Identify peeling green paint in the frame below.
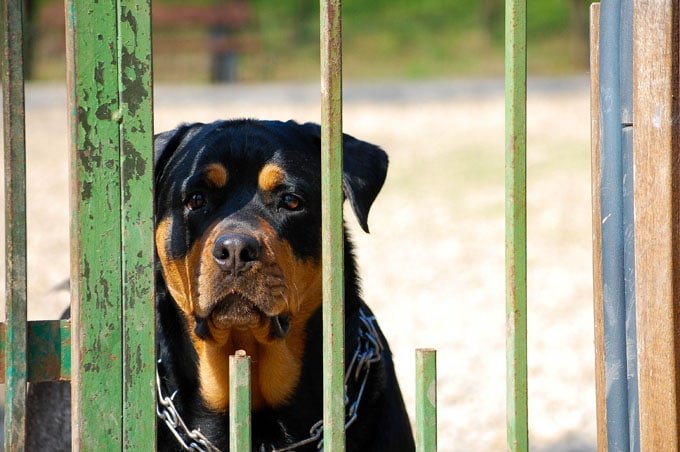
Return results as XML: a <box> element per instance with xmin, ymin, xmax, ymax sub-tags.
<box><xmin>117</xmin><ymin>0</ymin><xmax>155</xmax><ymax>448</ymax></box>
<box><xmin>2</xmin><ymin>3</ymin><xmax>28</xmax><ymax>448</ymax></box>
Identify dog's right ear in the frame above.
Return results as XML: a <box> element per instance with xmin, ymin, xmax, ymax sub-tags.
<box><xmin>154</xmin><ymin>123</ymin><xmax>201</xmax><ymax>178</ymax></box>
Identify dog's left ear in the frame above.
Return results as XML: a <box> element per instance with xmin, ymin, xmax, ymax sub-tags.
<box><xmin>298</xmin><ymin>122</ymin><xmax>388</xmax><ymax>233</ymax></box>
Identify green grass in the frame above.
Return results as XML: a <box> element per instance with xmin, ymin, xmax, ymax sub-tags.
<box><xmin>29</xmin><ymin>0</ymin><xmax>591</xmax><ymax>82</ymax></box>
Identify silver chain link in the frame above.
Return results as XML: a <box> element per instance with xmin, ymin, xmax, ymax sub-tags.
<box><xmin>157</xmin><ymin>308</ymin><xmax>383</xmax><ymax>452</ymax></box>
<box><xmin>272</xmin><ymin>308</ymin><xmax>383</xmax><ymax>452</ymax></box>
<box><xmin>156</xmin><ymin>363</ymin><xmax>222</xmax><ymax>452</ymax></box>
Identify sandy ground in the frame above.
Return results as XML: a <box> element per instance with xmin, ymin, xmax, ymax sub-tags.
<box><xmin>0</xmin><ymin>79</ymin><xmax>595</xmax><ymax>451</ymax></box>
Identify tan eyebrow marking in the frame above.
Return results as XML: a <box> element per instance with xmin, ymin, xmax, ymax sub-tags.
<box><xmin>204</xmin><ymin>163</ymin><xmax>228</xmax><ymax>188</ymax></box>
<box><xmin>258</xmin><ymin>164</ymin><xmax>286</xmax><ymax>192</ymax></box>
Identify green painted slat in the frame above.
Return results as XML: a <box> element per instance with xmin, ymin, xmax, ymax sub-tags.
<box><xmin>2</xmin><ymin>0</ymin><xmax>28</xmax><ymax>448</ymax></box>
<box><xmin>320</xmin><ymin>0</ymin><xmax>345</xmax><ymax>450</ymax></box>
<box><xmin>505</xmin><ymin>0</ymin><xmax>528</xmax><ymax>450</ymax></box>
<box><xmin>416</xmin><ymin>349</ymin><xmax>437</xmax><ymax>452</ymax></box>
<box><xmin>0</xmin><ymin>320</ymin><xmax>71</xmax><ymax>383</ymax></box>
<box><xmin>67</xmin><ymin>0</ymin><xmax>124</xmax><ymax>447</ymax></box>
<box><xmin>230</xmin><ymin>351</ymin><xmax>252</xmax><ymax>451</ymax></box>
<box><xmin>117</xmin><ymin>0</ymin><xmax>156</xmax><ymax>449</ymax></box>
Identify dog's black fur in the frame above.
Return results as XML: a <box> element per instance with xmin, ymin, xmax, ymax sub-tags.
<box><xmin>26</xmin><ymin>119</ymin><xmax>414</xmax><ymax>451</ymax></box>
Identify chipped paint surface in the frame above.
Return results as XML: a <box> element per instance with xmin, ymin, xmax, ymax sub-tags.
<box><xmin>67</xmin><ymin>0</ymin><xmax>154</xmax><ymax>448</ymax></box>
<box><xmin>2</xmin><ymin>0</ymin><xmax>28</xmax><ymax>449</ymax></box>
<box><xmin>118</xmin><ymin>1</ymin><xmax>155</xmax><ymax>448</ymax></box>
<box><xmin>0</xmin><ymin>321</ymin><xmax>71</xmax><ymax>383</ymax></box>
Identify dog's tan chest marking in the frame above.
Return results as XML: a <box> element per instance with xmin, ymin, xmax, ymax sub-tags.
<box><xmin>157</xmin><ymin>201</ymin><xmax>323</xmax><ymax>412</ymax></box>
<box><xmin>195</xmin><ymin>225</ymin><xmax>322</xmax><ymax>412</ymax></box>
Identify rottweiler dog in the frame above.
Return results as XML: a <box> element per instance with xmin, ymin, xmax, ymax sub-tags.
<box><xmin>153</xmin><ymin>119</ymin><xmax>413</xmax><ymax>451</ymax></box>
<box><xmin>26</xmin><ymin>119</ymin><xmax>414</xmax><ymax>451</ymax></box>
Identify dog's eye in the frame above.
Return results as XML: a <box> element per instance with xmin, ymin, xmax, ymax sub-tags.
<box><xmin>185</xmin><ymin>193</ymin><xmax>207</xmax><ymax>211</ymax></box>
<box><xmin>280</xmin><ymin>193</ymin><xmax>303</xmax><ymax>211</ymax></box>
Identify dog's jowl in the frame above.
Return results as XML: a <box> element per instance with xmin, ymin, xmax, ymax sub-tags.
<box><xmin>27</xmin><ymin>119</ymin><xmax>415</xmax><ymax>452</ymax></box>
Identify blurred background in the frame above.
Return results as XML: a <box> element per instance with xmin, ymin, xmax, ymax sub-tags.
<box><xmin>1</xmin><ymin>0</ymin><xmax>595</xmax><ymax>450</ymax></box>
<box><xmin>25</xmin><ymin>0</ymin><xmax>591</xmax><ymax>82</ymax></box>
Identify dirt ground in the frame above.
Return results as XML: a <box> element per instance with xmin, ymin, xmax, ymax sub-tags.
<box><xmin>0</xmin><ymin>79</ymin><xmax>595</xmax><ymax>451</ymax></box>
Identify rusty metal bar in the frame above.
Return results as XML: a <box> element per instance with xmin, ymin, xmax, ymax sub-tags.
<box><xmin>2</xmin><ymin>0</ymin><xmax>28</xmax><ymax>448</ymax></box>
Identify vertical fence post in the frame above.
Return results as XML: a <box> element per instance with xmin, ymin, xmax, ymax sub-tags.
<box><xmin>230</xmin><ymin>350</ymin><xmax>252</xmax><ymax>451</ymax></box>
<box><xmin>67</xmin><ymin>0</ymin><xmax>155</xmax><ymax>448</ymax></box>
<box><xmin>416</xmin><ymin>349</ymin><xmax>437</xmax><ymax>452</ymax></box>
<box><xmin>589</xmin><ymin>4</ymin><xmax>609</xmax><ymax>451</ymax></box>
<box><xmin>505</xmin><ymin>0</ymin><xmax>528</xmax><ymax>450</ymax></box>
<box><xmin>320</xmin><ymin>0</ymin><xmax>345</xmax><ymax>450</ymax></box>
<box><xmin>2</xmin><ymin>0</ymin><xmax>28</xmax><ymax>449</ymax></box>
<box><xmin>118</xmin><ymin>0</ymin><xmax>156</xmax><ymax>448</ymax></box>
<box><xmin>599</xmin><ymin>0</ymin><xmax>633</xmax><ymax>449</ymax></box>
<box><xmin>633</xmin><ymin>0</ymin><xmax>680</xmax><ymax>449</ymax></box>
<box><xmin>67</xmin><ymin>0</ymin><xmax>124</xmax><ymax>446</ymax></box>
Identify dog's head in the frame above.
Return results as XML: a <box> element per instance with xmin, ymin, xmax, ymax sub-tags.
<box><xmin>154</xmin><ymin>119</ymin><xmax>388</xmax><ymax>343</ymax></box>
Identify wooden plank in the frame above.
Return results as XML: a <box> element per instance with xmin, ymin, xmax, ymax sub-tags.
<box><xmin>416</xmin><ymin>349</ymin><xmax>437</xmax><ymax>452</ymax></box>
<box><xmin>2</xmin><ymin>0</ymin><xmax>28</xmax><ymax>449</ymax></box>
<box><xmin>66</xmin><ymin>0</ymin><xmax>124</xmax><ymax>447</ymax></box>
<box><xmin>230</xmin><ymin>351</ymin><xmax>252</xmax><ymax>451</ymax></box>
<box><xmin>589</xmin><ymin>4</ymin><xmax>607</xmax><ymax>451</ymax></box>
<box><xmin>320</xmin><ymin>0</ymin><xmax>345</xmax><ymax>451</ymax></box>
<box><xmin>117</xmin><ymin>0</ymin><xmax>156</xmax><ymax>449</ymax></box>
<box><xmin>0</xmin><ymin>320</ymin><xmax>71</xmax><ymax>383</ymax></box>
<box><xmin>505</xmin><ymin>0</ymin><xmax>528</xmax><ymax>449</ymax></box>
<box><xmin>633</xmin><ymin>0</ymin><xmax>680</xmax><ymax>449</ymax></box>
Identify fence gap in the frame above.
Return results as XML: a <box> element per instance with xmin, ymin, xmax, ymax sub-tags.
<box><xmin>2</xmin><ymin>0</ymin><xmax>28</xmax><ymax>449</ymax></box>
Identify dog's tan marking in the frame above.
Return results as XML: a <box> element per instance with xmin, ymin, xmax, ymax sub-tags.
<box><xmin>258</xmin><ymin>164</ymin><xmax>285</xmax><ymax>192</ymax></box>
<box><xmin>155</xmin><ymin>216</ymin><xmax>203</xmax><ymax>315</ymax></box>
<box><xmin>193</xmin><ymin>220</ymin><xmax>322</xmax><ymax>411</ymax></box>
<box><xmin>204</xmin><ymin>163</ymin><xmax>228</xmax><ymax>188</ymax></box>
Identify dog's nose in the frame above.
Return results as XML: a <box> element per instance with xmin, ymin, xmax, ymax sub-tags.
<box><xmin>212</xmin><ymin>234</ymin><xmax>261</xmax><ymax>274</ymax></box>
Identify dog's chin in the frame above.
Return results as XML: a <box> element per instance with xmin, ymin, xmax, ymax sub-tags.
<box><xmin>210</xmin><ymin>293</ymin><xmax>264</xmax><ymax>330</ymax></box>
<box><xmin>193</xmin><ymin>293</ymin><xmax>291</xmax><ymax>341</ymax></box>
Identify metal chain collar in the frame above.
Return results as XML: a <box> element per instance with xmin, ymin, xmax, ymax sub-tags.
<box><xmin>157</xmin><ymin>308</ymin><xmax>383</xmax><ymax>452</ymax></box>
<box><xmin>156</xmin><ymin>365</ymin><xmax>222</xmax><ymax>452</ymax></box>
